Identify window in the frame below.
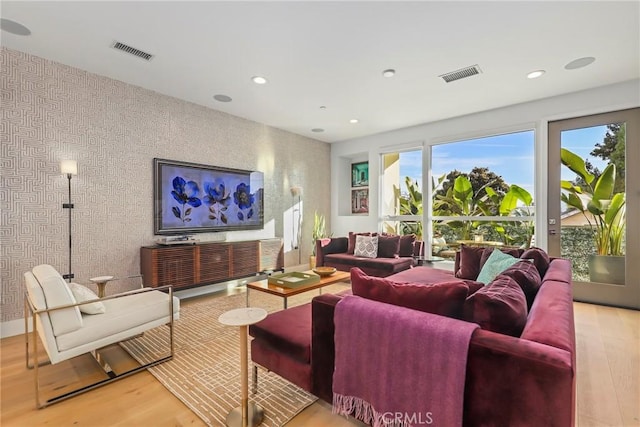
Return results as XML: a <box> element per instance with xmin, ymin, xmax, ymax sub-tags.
<box><xmin>430</xmin><ymin>130</ymin><xmax>535</xmax><ymax>256</ymax></box>
<box><xmin>380</xmin><ymin>149</ymin><xmax>423</xmax><ymax>238</ymax></box>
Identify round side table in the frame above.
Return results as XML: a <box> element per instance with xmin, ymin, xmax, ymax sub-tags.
<box><xmin>89</xmin><ymin>275</ymin><xmax>114</xmax><ymax>298</ymax></box>
<box><xmin>218</xmin><ymin>307</ymin><xmax>268</xmax><ymax>427</ymax></box>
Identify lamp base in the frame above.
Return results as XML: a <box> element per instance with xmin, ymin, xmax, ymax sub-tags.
<box><xmin>62</xmin><ymin>273</ymin><xmax>74</xmax><ymax>279</ymax></box>
<box><xmin>225</xmin><ymin>403</ymin><xmax>264</xmax><ymax>427</ymax></box>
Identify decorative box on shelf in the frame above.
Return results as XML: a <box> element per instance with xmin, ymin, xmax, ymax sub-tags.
<box><xmin>267</xmin><ymin>272</ymin><xmax>320</xmax><ymax>288</ymax></box>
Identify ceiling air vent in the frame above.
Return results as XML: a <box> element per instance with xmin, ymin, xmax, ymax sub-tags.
<box><xmin>439</xmin><ymin>65</ymin><xmax>482</xmax><ymax>83</ymax></box>
<box><xmin>111</xmin><ymin>41</ymin><xmax>154</xmax><ymax>61</ymax></box>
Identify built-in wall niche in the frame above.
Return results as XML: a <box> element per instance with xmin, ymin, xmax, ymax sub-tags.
<box><xmin>337</xmin><ymin>154</ymin><xmax>369</xmax><ymax>216</ymax></box>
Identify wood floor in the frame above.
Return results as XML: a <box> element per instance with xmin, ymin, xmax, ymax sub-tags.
<box><xmin>1</xmin><ymin>300</ymin><xmax>637</xmax><ymax>426</ymax></box>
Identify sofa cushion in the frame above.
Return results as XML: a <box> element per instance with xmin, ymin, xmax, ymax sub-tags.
<box><xmin>463</xmin><ymin>275</ymin><xmax>528</xmax><ymax>337</ymax></box>
<box><xmin>31</xmin><ymin>264</ymin><xmax>83</xmax><ymax>336</ymax></box>
<box><xmin>347</xmin><ymin>232</ymin><xmax>374</xmax><ymax>254</ymax></box>
<box><xmin>479</xmin><ymin>247</ymin><xmax>523</xmax><ymax>269</ymax></box>
<box><xmin>249</xmin><ymin>303</ymin><xmax>311</xmax><ymax>363</ymax></box>
<box><xmin>351</xmin><ymin>267</ymin><xmax>469</xmax><ymax>318</ymax></box>
<box><xmin>377</xmin><ymin>235</ymin><xmax>400</xmax><ymax>258</ymax></box>
<box><xmin>476</xmin><ymin>249</ymin><xmax>521</xmax><ymax>284</ymax></box>
<box><xmin>455</xmin><ymin>245</ymin><xmax>486</xmax><ymax>280</ymax></box>
<box><xmin>324</xmin><ymin>253</ymin><xmax>413</xmax><ymax>275</ymax></box>
<box><xmin>388</xmin><ymin>266</ymin><xmax>456</xmax><ymax>285</ymax></box>
<box><xmin>354</xmin><ymin>235</ymin><xmax>378</xmax><ymax>258</ymax></box>
<box><xmin>500</xmin><ymin>261</ymin><xmax>542</xmax><ymax>308</ymax></box>
<box><xmin>56</xmin><ymin>290</ymin><xmax>180</xmax><ymax>351</ymax></box>
<box><xmin>520</xmin><ymin>247</ymin><xmax>551</xmax><ymax>277</ymax></box>
<box><xmin>398</xmin><ymin>234</ymin><xmax>417</xmax><ymax>257</ymax></box>
<box><xmin>463</xmin><ymin>279</ymin><xmax>485</xmax><ymax>296</ymax></box>
<box><xmin>69</xmin><ymin>283</ymin><xmax>106</xmax><ymax>315</ymax></box>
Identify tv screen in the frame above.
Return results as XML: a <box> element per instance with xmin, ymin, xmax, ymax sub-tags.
<box><xmin>154</xmin><ymin>158</ymin><xmax>264</xmax><ymax>235</ymax></box>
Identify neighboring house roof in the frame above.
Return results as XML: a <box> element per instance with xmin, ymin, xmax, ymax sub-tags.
<box><xmin>561</xmin><ymin>209</ymin><xmax>596</xmax><ymax>227</ymax></box>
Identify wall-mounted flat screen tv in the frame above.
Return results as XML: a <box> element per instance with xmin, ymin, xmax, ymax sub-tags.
<box><xmin>154</xmin><ymin>158</ymin><xmax>264</xmax><ymax>235</ymax></box>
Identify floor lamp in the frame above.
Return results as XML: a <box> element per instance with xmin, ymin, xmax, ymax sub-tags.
<box><xmin>290</xmin><ymin>186</ymin><xmax>303</xmax><ymax>265</ymax></box>
<box><xmin>60</xmin><ymin>160</ymin><xmax>77</xmax><ymax>282</ymax></box>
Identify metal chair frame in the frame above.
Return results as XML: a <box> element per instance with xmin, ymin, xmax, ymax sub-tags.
<box><xmin>24</xmin><ymin>285</ymin><xmax>175</xmax><ymax>408</ymax></box>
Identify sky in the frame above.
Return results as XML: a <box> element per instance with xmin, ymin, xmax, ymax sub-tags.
<box><xmin>559</xmin><ymin>125</ymin><xmax>609</xmax><ymax>181</ymax></box>
<box><xmin>397</xmin><ymin>125</ymin><xmax>610</xmax><ymax>198</ymax></box>
<box><xmin>399</xmin><ymin>130</ymin><xmax>535</xmax><ymax>195</ymax></box>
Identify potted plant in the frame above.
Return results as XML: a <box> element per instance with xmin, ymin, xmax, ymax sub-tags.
<box><xmin>310</xmin><ymin>211</ymin><xmax>329</xmax><ymax>269</ymax></box>
<box><xmin>560</xmin><ymin>148</ymin><xmax>626</xmax><ymax>284</ymax></box>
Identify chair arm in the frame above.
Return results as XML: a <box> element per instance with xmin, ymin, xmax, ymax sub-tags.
<box><xmin>27</xmin><ymin>285</ymin><xmax>174</xmax><ymax>315</ymax></box>
<box><xmin>315</xmin><ymin>237</ymin><xmax>348</xmax><ymax>267</ymax></box>
<box><xmin>311</xmin><ymin>293</ymin><xmax>344</xmax><ymax>402</ymax></box>
<box><xmin>465</xmin><ymin>329</ymin><xmax>574</xmax><ymax>426</ymax></box>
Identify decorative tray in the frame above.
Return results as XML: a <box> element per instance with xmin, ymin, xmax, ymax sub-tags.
<box><xmin>268</xmin><ymin>272</ymin><xmax>321</xmax><ymax>288</ymax></box>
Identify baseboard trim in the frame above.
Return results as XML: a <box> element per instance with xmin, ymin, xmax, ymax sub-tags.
<box><xmin>1</xmin><ymin>318</ymin><xmax>29</xmax><ymax>339</ymax></box>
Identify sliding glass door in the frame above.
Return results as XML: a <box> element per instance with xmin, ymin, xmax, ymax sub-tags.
<box><xmin>548</xmin><ymin>108</ymin><xmax>640</xmax><ymax>309</ymax></box>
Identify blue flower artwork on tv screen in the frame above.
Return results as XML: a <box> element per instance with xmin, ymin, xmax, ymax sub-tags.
<box><xmin>154</xmin><ymin>159</ymin><xmax>264</xmax><ymax>234</ymax></box>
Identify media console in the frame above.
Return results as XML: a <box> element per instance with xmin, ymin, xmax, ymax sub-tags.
<box><xmin>140</xmin><ymin>238</ymin><xmax>284</xmax><ymax>289</ymax></box>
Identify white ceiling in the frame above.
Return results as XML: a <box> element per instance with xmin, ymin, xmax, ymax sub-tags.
<box><xmin>2</xmin><ymin>1</ymin><xmax>639</xmax><ymax>143</ymax></box>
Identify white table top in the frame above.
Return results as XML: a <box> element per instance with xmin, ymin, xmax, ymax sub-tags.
<box><xmin>89</xmin><ymin>275</ymin><xmax>114</xmax><ymax>283</ymax></box>
<box><xmin>218</xmin><ymin>307</ymin><xmax>268</xmax><ymax>326</ymax></box>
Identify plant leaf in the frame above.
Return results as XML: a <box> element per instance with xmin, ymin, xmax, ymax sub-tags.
<box><xmin>592</xmin><ymin>164</ymin><xmax>616</xmax><ymax>202</ymax></box>
<box><xmin>172</xmin><ymin>207</ymin><xmax>181</xmax><ymax>218</ymax></box>
<box><xmin>561</xmin><ymin>148</ymin><xmax>595</xmax><ymax>185</ymax></box>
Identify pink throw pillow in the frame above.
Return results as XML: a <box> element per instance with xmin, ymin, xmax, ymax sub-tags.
<box><xmin>520</xmin><ymin>247</ymin><xmax>551</xmax><ymax>277</ymax></box>
<box><xmin>350</xmin><ymin>267</ymin><xmax>470</xmax><ymax>318</ymax></box>
<box><xmin>377</xmin><ymin>235</ymin><xmax>401</xmax><ymax>258</ymax></box>
<box><xmin>463</xmin><ymin>275</ymin><xmax>528</xmax><ymax>337</ymax></box>
<box><xmin>398</xmin><ymin>234</ymin><xmax>417</xmax><ymax>257</ymax></box>
<box><xmin>455</xmin><ymin>245</ymin><xmax>486</xmax><ymax>280</ymax></box>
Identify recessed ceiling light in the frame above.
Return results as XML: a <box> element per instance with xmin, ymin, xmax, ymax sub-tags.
<box><xmin>251</xmin><ymin>76</ymin><xmax>268</xmax><ymax>85</ymax></box>
<box><xmin>565</xmin><ymin>57</ymin><xmax>596</xmax><ymax>70</ymax></box>
<box><xmin>527</xmin><ymin>70</ymin><xmax>545</xmax><ymax>79</ymax></box>
<box><xmin>213</xmin><ymin>94</ymin><xmax>232</xmax><ymax>102</ymax></box>
<box><xmin>382</xmin><ymin>69</ymin><xmax>396</xmax><ymax>78</ymax></box>
<box><xmin>311</xmin><ymin>128</ymin><xmax>324</xmax><ymax>133</ymax></box>
<box><xmin>0</xmin><ymin>18</ymin><xmax>31</xmax><ymax>36</ymax></box>
<box><xmin>350</xmin><ymin>119</ymin><xmax>359</xmax><ymax>124</ymax></box>
<box><xmin>319</xmin><ymin>106</ymin><xmax>327</xmax><ymax>110</ymax></box>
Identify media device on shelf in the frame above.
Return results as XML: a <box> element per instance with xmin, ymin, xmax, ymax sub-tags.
<box><xmin>155</xmin><ymin>235</ymin><xmax>200</xmax><ymax>245</ymax></box>
<box><xmin>154</xmin><ymin>158</ymin><xmax>264</xmax><ymax>235</ymax></box>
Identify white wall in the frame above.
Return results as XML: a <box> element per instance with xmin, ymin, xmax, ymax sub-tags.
<box><xmin>330</xmin><ymin>79</ymin><xmax>640</xmax><ymax>247</ymax></box>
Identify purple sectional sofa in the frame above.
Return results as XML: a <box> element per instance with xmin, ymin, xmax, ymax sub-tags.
<box><xmin>250</xmin><ymin>247</ymin><xmax>576</xmax><ymax>426</ymax></box>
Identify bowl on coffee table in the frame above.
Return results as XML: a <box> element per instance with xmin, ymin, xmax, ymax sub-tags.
<box><xmin>312</xmin><ymin>266</ymin><xmax>337</xmax><ymax>277</ymax></box>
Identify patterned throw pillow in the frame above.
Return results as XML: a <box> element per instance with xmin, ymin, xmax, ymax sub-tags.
<box><xmin>354</xmin><ymin>235</ymin><xmax>378</xmax><ymax>258</ymax></box>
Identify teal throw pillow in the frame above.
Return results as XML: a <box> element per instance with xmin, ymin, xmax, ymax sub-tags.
<box><xmin>476</xmin><ymin>249</ymin><xmax>521</xmax><ymax>285</ymax></box>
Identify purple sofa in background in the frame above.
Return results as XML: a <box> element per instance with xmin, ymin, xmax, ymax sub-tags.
<box><xmin>315</xmin><ymin>233</ymin><xmax>423</xmax><ymax>277</ymax></box>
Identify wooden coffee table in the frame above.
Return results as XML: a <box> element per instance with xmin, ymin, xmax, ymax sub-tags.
<box><xmin>246</xmin><ymin>270</ymin><xmax>350</xmax><ymax>309</ymax></box>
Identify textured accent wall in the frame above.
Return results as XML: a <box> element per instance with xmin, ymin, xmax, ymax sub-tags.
<box><xmin>1</xmin><ymin>48</ymin><xmax>330</xmax><ymax>323</ymax></box>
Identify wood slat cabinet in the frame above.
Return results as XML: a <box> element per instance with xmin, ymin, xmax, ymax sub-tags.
<box><xmin>140</xmin><ymin>239</ymin><xmax>283</xmax><ymax>289</ymax></box>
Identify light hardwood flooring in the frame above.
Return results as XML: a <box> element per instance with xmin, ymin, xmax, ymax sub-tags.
<box><xmin>1</xmin><ymin>299</ymin><xmax>637</xmax><ymax>426</ymax></box>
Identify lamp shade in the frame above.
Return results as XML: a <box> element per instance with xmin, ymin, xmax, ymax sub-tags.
<box><xmin>290</xmin><ymin>186</ymin><xmax>303</xmax><ymax>197</ymax></box>
<box><xmin>60</xmin><ymin>160</ymin><xmax>78</xmax><ymax>175</ymax></box>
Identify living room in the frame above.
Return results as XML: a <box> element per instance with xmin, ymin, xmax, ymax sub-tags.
<box><xmin>2</xmin><ymin>2</ymin><xmax>639</xmax><ymax>426</ymax></box>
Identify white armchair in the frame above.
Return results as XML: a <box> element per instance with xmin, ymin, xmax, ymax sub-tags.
<box><xmin>24</xmin><ymin>264</ymin><xmax>179</xmax><ymax>408</ymax></box>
